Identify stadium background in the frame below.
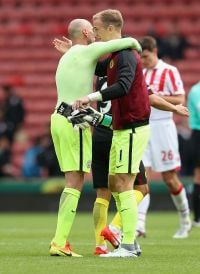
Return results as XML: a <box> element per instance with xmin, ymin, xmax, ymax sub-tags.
<box><xmin>0</xmin><ymin>0</ymin><xmax>199</xmax><ymax>211</ymax></box>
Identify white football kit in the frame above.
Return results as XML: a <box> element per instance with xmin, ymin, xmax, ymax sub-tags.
<box><xmin>142</xmin><ymin>60</ymin><xmax>185</xmax><ymax>172</ymax></box>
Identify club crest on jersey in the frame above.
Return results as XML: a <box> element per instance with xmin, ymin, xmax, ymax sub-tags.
<box><xmin>109</xmin><ymin>60</ymin><xmax>114</xmax><ymax>69</ymax></box>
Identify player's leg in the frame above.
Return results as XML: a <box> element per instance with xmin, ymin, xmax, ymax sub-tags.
<box><xmin>162</xmin><ymin>170</ymin><xmax>191</xmax><ymax>238</ymax></box>
<box><xmin>134</xmin><ymin>162</ymin><xmax>150</xmax><ymax>237</ymax></box>
<box><xmin>191</xmin><ymin>130</ymin><xmax>200</xmax><ymax>226</ymax></box>
<box><xmin>152</xmin><ymin>120</ymin><xmax>191</xmax><ymax>238</ymax></box>
<box><xmin>93</xmin><ymin>189</ymin><xmax>111</xmax><ymax>254</ymax></box>
<box><xmin>103</xmin><ymin>161</ymin><xmax>149</xmax><ymax>245</ymax></box>
<box><xmin>101</xmin><ymin>125</ymin><xmax>150</xmax><ymax>257</ymax></box>
<box><xmin>50</xmin><ymin>171</ymin><xmax>84</xmax><ymax>257</ymax></box>
<box><xmin>92</xmin><ymin>138</ymin><xmax>112</xmax><ymax>254</ymax></box>
<box><xmin>193</xmin><ymin>167</ymin><xmax>200</xmax><ymax>226</ymax></box>
<box><xmin>102</xmin><ymin>176</ymin><xmax>145</xmax><ymax>256</ymax></box>
<box><xmin>106</xmin><ymin>186</ymin><xmax>144</xmax><ymax>239</ymax></box>
<box><xmin>108</xmin><ymin>190</ymin><xmax>145</xmax><ymax>234</ymax></box>
<box><xmin>109</xmin><ymin>174</ymin><xmax>138</xmax><ymax>255</ymax></box>
<box><xmin>50</xmin><ymin>114</ymin><xmax>91</xmax><ymax>256</ymax></box>
<box><xmin>101</xmin><ymin>161</ymin><xmax>149</xmax><ymax>255</ymax></box>
<box><xmin>136</xmin><ymin>140</ymin><xmax>152</xmax><ymax>237</ymax></box>
<box><xmin>136</xmin><ymin>193</ymin><xmax>150</xmax><ymax>237</ymax></box>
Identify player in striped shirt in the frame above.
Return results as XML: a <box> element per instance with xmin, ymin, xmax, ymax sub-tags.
<box><xmin>137</xmin><ymin>36</ymin><xmax>191</xmax><ymax>239</ymax></box>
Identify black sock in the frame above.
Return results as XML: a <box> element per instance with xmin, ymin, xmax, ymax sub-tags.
<box><xmin>193</xmin><ymin>184</ymin><xmax>200</xmax><ymax>222</ymax></box>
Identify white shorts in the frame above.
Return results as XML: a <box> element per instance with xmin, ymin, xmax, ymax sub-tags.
<box><xmin>142</xmin><ymin>119</ymin><xmax>181</xmax><ymax>172</ymax></box>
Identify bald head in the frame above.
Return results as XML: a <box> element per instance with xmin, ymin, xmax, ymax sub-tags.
<box><xmin>68</xmin><ymin>19</ymin><xmax>92</xmax><ymax>39</ymax></box>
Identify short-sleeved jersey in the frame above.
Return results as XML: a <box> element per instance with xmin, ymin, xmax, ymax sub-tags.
<box><xmin>143</xmin><ymin>59</ymin><xmax>185</xmax><ymax>121</ymax></box>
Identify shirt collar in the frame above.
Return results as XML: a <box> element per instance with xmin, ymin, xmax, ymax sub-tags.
<box><xmin>154</xmin><ymin>59</ymin><xmax>163</xmax><ymax>70</ymax></box>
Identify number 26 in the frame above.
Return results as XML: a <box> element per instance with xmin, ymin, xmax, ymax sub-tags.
<box><xmin>161</xmin><ymin>150</ymin><xmax>173</xmax><ymax>161</ymax></box>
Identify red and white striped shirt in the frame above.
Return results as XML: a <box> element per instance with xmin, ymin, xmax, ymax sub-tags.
<box><xmin>144</xmin><ymin>60</ymin><xmax>185</xmax><ymax>121</ymax></box>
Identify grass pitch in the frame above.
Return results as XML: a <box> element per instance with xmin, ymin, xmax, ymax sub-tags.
<box><xmin>0</xmin><ymin>212</ymin><xmax>199</xmax><ymax>274</ymax></box>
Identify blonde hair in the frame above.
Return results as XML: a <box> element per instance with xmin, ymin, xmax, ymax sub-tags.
<box><xmin>93</xmin><ymin>9</ymin><xmax>123</xmax><ymax>29</ymax></box>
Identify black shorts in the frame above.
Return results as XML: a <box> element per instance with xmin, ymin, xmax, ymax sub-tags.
<box><xmin>92</xmin><ymin>139</ymin><xmax>111</xmax><ymax>189</ymax></box>
<box><xmin>191</xmin><ymin>130</ymin><xmax>200</xmax><ymax>167</ymax></box>
<box><xmin>92</xmin><ymin>137</ymin><xmax>147</xmax><ymax>189</ymax></box>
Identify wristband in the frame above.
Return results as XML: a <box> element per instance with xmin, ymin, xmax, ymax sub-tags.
<box><xmin>87</xmin><ymin>91</ymin><xmax>103</xmax><ymax>102</ymax></box>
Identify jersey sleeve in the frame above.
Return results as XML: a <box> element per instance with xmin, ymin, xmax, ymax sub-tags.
<box><xmin>166</xmin><ymin>67</ymin><xmax>185</xmax><ymax>95</ymax></box>
<box><xmin>86</xmin><ymin>37</ymin><xmax>140</xmax><ymax>60</ymax></box>
<box><xmin>100</xmin><ymin>49</ymin><xmax>137</xmax><ymax>101</ymax></box>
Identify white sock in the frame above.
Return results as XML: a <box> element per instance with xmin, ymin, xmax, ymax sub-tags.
<box><xmin>171</xmin><ymin>186</ymin><xmax>190</xmax><ymax>220</ymax></box>
<box><xmin>137</xmin><ymin>193</ymin><xmax>150</xmax><ymax>232</ymax></box>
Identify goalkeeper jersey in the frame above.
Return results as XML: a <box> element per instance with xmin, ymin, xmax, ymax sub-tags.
<box><xmin>55</xmin><ymin>38</ymin><xmax>139</xmax><ymax>108</ymax></box>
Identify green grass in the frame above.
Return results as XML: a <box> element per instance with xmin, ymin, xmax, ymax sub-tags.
<box><xmin>0</xmin><ymin>212</ymin><xmax>200</xmax><ymax>274</ymax></box>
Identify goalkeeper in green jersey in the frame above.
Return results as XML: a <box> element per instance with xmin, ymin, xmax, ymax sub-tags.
<box><xmin>49</xmin><ymin>18</ymin><xmax>142</xmax><ymax>257</ymax></box>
